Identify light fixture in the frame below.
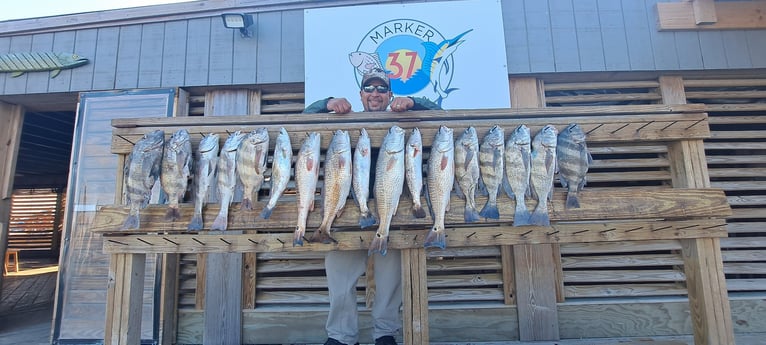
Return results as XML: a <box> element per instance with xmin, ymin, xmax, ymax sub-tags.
<box><xmin>221</xmin><ymin>13</ymin><xmax>254</xmax><ymax>38</ymax></box>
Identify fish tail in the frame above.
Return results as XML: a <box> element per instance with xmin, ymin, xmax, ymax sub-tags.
<box><xmin>122</xmin><ymin>213</ymin><xmax>140</xmax><ymax>230</ymax></box>
<box><xmin>565</xmin><ymin>191</ymin><xmax>580</xmax><ymax>209</ymax></box>
<box><xmin>424</xmin><ymin>229</ymin><xmax>446</xmax><ymax>249</ymax></box>
<box><xmin>310</xmin><ymin>228</ymin><xmax>337</xmax><ymax>244</ymax></box>
<box><xmin>368</xmin><ymin>234</ymin><xmax>388</xmax><ymax>256</ymax></box>
<box><xmin>187</xmin><ymin>214</ymin><xmax>203</xmax><ymax>231</ymax></box>
<box><xmin>528</xmin><ymin>207</ymin><xmax>550</xmax><ymax>227</ymax></box>
<box><xmin>165</xmin><ymin>207</ymin><xmax>181</xmax><ymax>222</ymax></box>
<box><xmin>259</xmin><ymin>205</ymin><xmax>274</xmax><ymax>219</ymax></box>
<box><xmin>359</xmin><ymin>212</ymin><xmax>377</xmax><ymax>228</ymax></box>
<box><xmin>479</xmin><ymin>201</ymin><xmax>500</xmax><ymax>219</ymax></box>
<box><xmin>412</xmin><ymin>204</ymin><xmax>427</xmax><ymax>219</ymax></box>
<box><xmin>293</xmin><ymin>227</ymin><xmax>305</xmax><ymax>247</ymax></box>
<box><xmin>240</xmin><ymin>198</ymin><xmax>252</xmax><ymax>211</ymax></box>
<box><xmin>210</xmin><ymin>214</ymin><xmax>228</xmax><ymax>231</ymax></box>
<box><xmin>464</xmin><ymin>206</ymin><xmax>480</xmax><ymax>223</ymax></box>
<box><xmin>512</xmin><ymin>198</ymin><xmax>532</xmax><ymax>226</ymax></box>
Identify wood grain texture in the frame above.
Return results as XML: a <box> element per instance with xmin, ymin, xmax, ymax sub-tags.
<box><xmin>203</xmin><ymin>251</ymin><xmax>242</xmax><ymax>345</ymax></box>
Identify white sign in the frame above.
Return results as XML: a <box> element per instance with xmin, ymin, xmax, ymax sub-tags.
<box><xmin>304</xmin><ymin>0</ymin><xmax>510</xmax><ymax>111</ymax></box>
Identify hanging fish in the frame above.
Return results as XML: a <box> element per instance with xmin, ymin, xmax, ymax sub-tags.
<box><xmin>260</xmin><ymin>127</ymin><xmax>293</xmax><ymax>219</ymax></box>
<box><xmin>370</xmin><ymin>126</ymin><xmax>406</xmax><ymax>256</ymax></box>
<box><xmin>405</xmin><ymin>128</ymin><xmax>427</xmax><ymax>218</ymax></box>
<box><xmin>122</xmin><ymin>130</ymin><xmax>165</xmax><ymax>230</ymax></box>
<box><xmin>237</xmin><ymin>128</ymin><xmax>269</xmax><ymax>211</ymax></box>
<box><xmin>352</xmin><ymin>128</ymin><xmax>377</xmax><ymax>228</ymax></box>
<box><xmin>161</xmin><ymin>129</ymin><xmax>193</xmax><ymax>222</ymax></box>
<box><xmin>557</xmin><ymin>123</ymin><xmax>592</xmax><ymax>209</ymax></box>
<box><xmin>294</xmin><ymin>132</ymin><xmax>321</xmax><ymax>246</ymax></box>
<box><xmin>504</xmin><ymin>125</ymin><xmax>533</xmax><ymax>226</ymax></box>
<box><xmin>188</xmin><ymin>133</ymin><xmax>219</xmax><ymax>231</ymax></box>
<box><xmin>0</xmin><ymin>52</ymin><xmax>88</xmax><ymax>78</ymax></box>
<box><xmin>478</xmin><ymin>125</ymin><xmax>505</xmax><ymax>219</ymax></box>
<box><xmin>313</xmin><ymin>130</ymin><xmax>352</xmax><ymax>243</ymax></box>
<box><xmin>454</xmin><ymin>126</ymin><xmax>481</xmax><ymax>223</ymax></box>
<box><xmin>529</xmin><ymin>125</ymin><xmax>558</xmax><ymax>226</ymax></box>
<box><xmin>424</xmin><ymin>125</ymin><xmax>455</xmax><ymax>249</ymax></box>
<box><xmin>210</xmin><ymin>131</ymin><xmax>246</xmax><ymax>231</ymax></box>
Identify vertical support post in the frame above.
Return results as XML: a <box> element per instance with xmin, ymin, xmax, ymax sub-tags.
<box><xmin>401</xmin><ymin>248</ymin><xmax>428</xmax><ymax>345</ymax></box>
<box><xmin>509</xmin><ymin>77</ymin><xmax>561</xmax><ymax>341</ymax></box>
<box><xmin>204</xmin><ymin>249</ymin><xmax>243</xmax><ymax>345</ymax></box>
<box><xmin>660</xmin><ymin>75</ymin><xmax>734</xmax><ymax>345</ymax></box>
<box><xmin>105</xmin><ymin>253</ymin><xmax>147</xmax><ymax>345</ymax></box>
<box><xmin>0</xmin><ymin>101</ymin><xmax>23</xmax><ymax>301</ymax></box>
<box><xmin>159</xmin><ymin>253</ymin><xmax>180</xmax><ymax>345</ymax></box>
<box><xmin>242</xmin><ymin>252</ymin><xmax>257</xmax><ymax>309</ymax></box>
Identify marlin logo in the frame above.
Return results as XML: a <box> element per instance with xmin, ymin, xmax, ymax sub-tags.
<box><xmin>0</xmin><ymin>52</ymin><xmax>89</xmax><ymax>78</ymax></box>
<box><xmin>352</xmin><ymin>19</ymin><xmax>472</xmax><ymax>107</ymax></box>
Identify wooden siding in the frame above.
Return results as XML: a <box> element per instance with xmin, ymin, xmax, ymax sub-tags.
<box><xmin>0</xmin><ymin>0</ymin><xmax>765</xmax><ymax>97</ymax></box>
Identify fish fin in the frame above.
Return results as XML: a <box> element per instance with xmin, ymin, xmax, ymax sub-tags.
<box><xmin>566</xmin><ymin>192</ymin><xmax>580</xmax><ymax>209</ymax></box>
<box><xmin>512</xmin><ymin>208</ymin><xmax>533</xmax><ymax>227</ymax></box>
<box><xmin>50</xmin><ymin>69</ymin><xmax>61</xmax><ymax>78</ymax></box>
<box><xmin>587</xmin><ymin>150</ymin><xmax>594</xmax><ymax>165</ymax></box>
<box><xmin>502</xmin><ymin>173</ymin><xmax>514</xmax><ymax>199</ymax></box>
<box><xmin>210</xmin><ymin>214</ymin><xmax>228</xmax><ymax>231</ymax></box>
<box><xmin>259</xmin><ymin>205</ymin><xmax>273</xmax><ymax>219</ymax></box>
<box><xmin>479</xmin><ymin>201</ymin><xmax>500</xmax><ymax>219</ymax></box>
<box><xmin>122</xmin><ymin>214</ymin><xmax>140</xmax><ymax>230</ymax></box>
<box><xmin>464</xmin><ymin>206</ymin><xmax>480</xmax><ymax>223</ymax></box>
<box><xmin>11</xmin><ymin>71</ymin><xmax>24</xmax><ymax>78</ymax></box>
<box><xmin>424</xmin><ymin>229</ymin><xmax>446</xmax><ymax>249</ymax></box>
<box><xmin>240</xmin><ymin>198</ymin><xmax>252</xmax><ymax>211</ymax></box>
<box><xmin>310</xmin><ymin>229</ymin><xmax>337</xmax><ymax>244</ymax></box>
<box><xmin>368</xmin><ymin>234</ymin><xmax>388</xmax><ymax>256</ymax></box>
<box><xmin>477</xmin><ymin>176</ymin><xmax>488</xmax><ymax>196</ymax></box>
<box><xmin>188</xmin><ymin>214</ymin><xmax>203</xmax><ymax>231</ymax></box>
<box><xmin>293</xmin><ymin>227</ymin><xmax>304</xmax><ymax>246</ymax></box>
<box><xmin>412</xmin><ymin>204</ymin><xmax>427</xmax><ymax>219</ymax></box>
<box><xmin>454</xmin><ymin>180</ymin><xmax>465</xmax><ymax>199</ymax></box>
<box><xmin>559</xmin><ymin>176</ymin><xmax>569</xmax><ymax>189</ymax></box>
<box><xmin>528</xmin><ymin>207</ymin><xmax>551</xmax><ymax>226</ymax></box>
<box><xmin>424</xmin><ymin>186</ymin><xmax>435</xmax><ymax>220</ymax></box>
<box><xmin>464</xmin><ymin>150</ymin><xmax>474</xmax><ymax>171</ymax></box>
<box><xmin>359</xmin><ymin>212</ymin><xmax>377</xmax><ymax>228</ymax></box>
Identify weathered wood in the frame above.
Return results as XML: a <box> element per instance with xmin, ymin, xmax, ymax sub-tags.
<box><xmin>544</xmin><ymin>80</ymin><xmax>660</xmax><ymax>91</ymax></box>
<box><xmin>159</xmin><ymin>253</ymin><xmax>179</xmax><ymax>345</ymax></box>
<box><xmin>657</xmin><ymin>1</ymin><xmax>766</xmax><ymax>30</ymax></box>
<box><xmin>0</xmin><ymin>102</ymin><xmax>23</xmax><ymax>309</ymax></box>
<box><xmin>105</xmin><ymin>253</ymin><xmax>146</xmax><ymax>345</ymax></box>
<box><xmin>401</xmin><ymin>248</ymin><xmax>429</xmax><ymax>345</ymax></box>
<box><xmin>203</xmin><ymin>251</ymin><xmax>242</xmax><ymax>345</ymax></box>
<box><xmin>514</xmin><ymin>244</ymin><xmax>559</xmax><ymax>340</ymax></box>
<box><xmin>242</xmin><ymin>252</ymin><xmax>257</xmax><ymax>309</ymax></box>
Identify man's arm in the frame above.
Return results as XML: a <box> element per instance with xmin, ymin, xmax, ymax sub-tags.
<box><xmin>303</xmin><ymin>97</ymin><xmax>332</xmax><ymax>113</ymax></box>
<box><xmin>303</xmin><ymin>97</ymin><xmax>353</xmax><ymax>114</ymax></box>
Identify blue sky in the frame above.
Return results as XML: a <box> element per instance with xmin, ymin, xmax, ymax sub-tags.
<box><xmin>1</xmin><ymin>0</ymin><xmax>195</xmax><ymax>21</ymax></box>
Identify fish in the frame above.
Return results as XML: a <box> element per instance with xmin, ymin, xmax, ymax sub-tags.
<box><xmin>188</xmin><ymin>133</ymin><xmax>219</xmax><ymax>231</ymax></box>
<box><xmin>529</xmin><ymin>125</ymin><xmax>558</xmax><ymax>226</ymax></box>
<box><xmin>556</xmin><ymin>123</ymin><xmax>592</xmax><ymax>209</ymax></box>
<box><xmin>478</xmin><ymin>125</ymin><xmax>505</xmax><ymax>219</ymax></box>
<box><xmin>260</xmin><ymin>127</ymin><xmax>293</xmax><ymax>219</ymax></box>
<box><xmin>0</xmin><ymin>52</ymin><xmax>89</xmax><ymax>78</ymax></box>
<box><xmin>294</xmin><ymin>132</ymin><xmax>321</xmax><ymax>246</ymax></box>
<box><xmin>312</xmin><ymin>130</ymin><xmax>352</xmax><ymax>243</ymax></box>
<box><xmin>424</xmin><ymin>125</ymin><xmax>455</xmax><ymax>249</ymax></box>
<box><xmin>369</xmin><ymin>126</ymin><xmax>406</xmax><ymax>256</ymax></box>
<box><xmin>210</xmin><ymin>131</ymin><xmax>246</xmax><ymax>231</ymax></box>
<box><xmin>405</xmin><ymin>128</ymin><xmax>427</xmax><ymax>219</ymax></box>
<box><xmin>503</xmin><ymin>125</ymin><xmax>533</xmax><ymax>226</ymax></box>
<box><xmin>352</xmin><ymin>128</ymin><xmax>376</xmax><ymax>228</ymax></box>
<box><xmin>160</xmin><ymin>129</ymin><xmax>193</xmax><ymax>222</ymax></box>
<box><xmin>453</xmin><ymin>126</ymin><xmax>481</xmax><ymax>223</ymax></box>
<box><xmin>122</xmin><ymin>130</ymin><xmax>165</xmax><ymax>230</ymax></box>
<box><xmin>237</xmin><ymin>128</ymin><xmax>270</xmax><ymax>211</ymax></box>
<box><xmin>348</xmin><ymin>51</ymin><xmax>383</xmax><ymax>76</ymax></box>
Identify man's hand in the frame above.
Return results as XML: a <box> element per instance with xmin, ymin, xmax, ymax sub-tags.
<box><xmin>390</xmin><ymin>97</ymin><xmax>415</xmax><ymax>112</ymax></box>
<box><xmin>326</xmin><ymin>98</ymin><xmax>352</xmax><ymax>114</ymax></box>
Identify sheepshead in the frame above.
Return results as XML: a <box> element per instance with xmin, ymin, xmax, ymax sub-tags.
<box><xmin>529</xmin><ymin>125</ymin><xmax>558</xmax><ymax>226</ymax></box>
<box><xmin>161</xmin><ymin>129</ymin><xmax>192</xmax><ymax>222</ymax></box>
<box><xmin>210</xmin><ymin>131</ymin><xmax>246</xmax><ymax>231</ymax></box>
<box><xmin>122</xmin><ymin>130</ymin><xmax>165</xmax><ymax>230</ymax></box>
<box><xmin>478</xmin><ymin>125</ymin><xmax>505</xmax><ymax>219</ymax></box>
<box><xmin>454</xmin><ymin>126</ymin><xmax>480</xmax><ymax>223</ymax></box>
<box><xmin>294</xmin><ymin>132</ymin><xmax>321</xmax><ymax>246</ymax></box>
<box><xmin>504</xmin><ymin>125</ymin><xmax>532</xmax><ymax>226</ymax></box>
<box><xmin>405</xmin><ymin>128</ymin><xmax>426</xmax><ymax>218</ymax></box>
<box><xmin>260</xmin><ymin>127</ymin><xmax>292</xmax><ymax>219</ymax></box>
<box><xmin>557</xmin><ymin>123</ymin><xmax>592</xmax><ymax>209</ymax></box>
<box><xmin>313</xmin><ymin>130</ymin><xmax>352</xmax><ymax>243</ymax></box>
<box><xmin>370</xmin><ymin>126</ymin><xmax>406</xmax><ymax>256</ymax></box>
<box><xmin>424</xmin><ymin>125</ymin><xmax>455</xmax><ymax>249</ymax></box>
<box><xmin>237</xmin><ymin>128</ymin><xmax>269</xmax><ymax>211</ymax></box>
<box><xmin>352</xmin><ymin>128</ymin><xmax>376</xmax><ymax>228</ymax></box>
<box><xmin>188</xmin><ymin>133</ymin><xmax>219</xmax><ymax>231</ymax></box>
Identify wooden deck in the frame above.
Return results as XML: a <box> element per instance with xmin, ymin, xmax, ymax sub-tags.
<box><xmin>0</xmin><ymin>257</ymin><xmax>57</xmax><ymax>345</ymax></box>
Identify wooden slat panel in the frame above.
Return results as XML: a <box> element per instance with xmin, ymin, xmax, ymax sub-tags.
<box><xmin>565</xmin><ymin>283</ymin><xmax>687</xmax><ymax>298</ymax></box>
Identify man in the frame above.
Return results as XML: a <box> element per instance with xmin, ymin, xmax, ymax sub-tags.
<box><xmin>304</xmin><ymin>69</ymin><xmax>441</xmax><ymax>345</ymax></box>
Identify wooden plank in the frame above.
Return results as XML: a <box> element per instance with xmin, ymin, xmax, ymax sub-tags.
<box><xmin>105</xmin><ymin>253</ymin><xmax>146</xmax><ymax>345</ymax></box>
<box><xmin>0</xmin><ymin>102</ymin><xmax>23</xmax><ymax>298</ymax></box>
<box><xmin>657</xmin><ymin>1</ymin><xmax>766</xmax><ymax>30</ymax></box>
<box><xmin>565</xmin><ymin>283</ymin><xmax>688</xmax><ymax>298</ymax></box>
<box><xmin>514</xmin><ymin>244</ymin><xmax>559</xmax><ymax>340</ymax></box>
<box><xmin>692</xmin><ymin>0</ymin><xmax>718</xmax><ymax>25</ymax></box>
<box><xmin>204</xmin><ymin>90</ymin><xmax>249</xmax><ymax>116</ymax></box>
<box><xmin>195</xmin><ymin>253</ymin><xmax>205</xmax><ymax>309</ymax></box>
<box><xmin>159</xmin><ymin>253</ymin><xmax>179</xmax><ymax>345</ymax></box>
<box><xmin>622</xmin><ymin>0</ymin><xmax>655</xmax><ymax>70</ymax></box>
<box><xmin>184</xmin><ymin>17</ymin><xmax>211</xmax><ymax>86</ymax></box>
<box><xmin>401</xmin><ymin>248</ymin><xmax>429</xmax><ymax>345</ymax></box>
<box><xmin>597</xmin><ymin>0</ymin><xmax>630</xmax><ymax>71</ymax></box>
<box><xmin>138</xmin><ymin>23</ymin><xmax>165</xmax><ymax>88</ymax></box>
<box><xmin>47</xmin><ymin>31</ymin><xmax>76</xmax><ymax>93</ymax></box>
<box><xmin>242</xmin><ymin>252</ymin><xmax>256</xmax><ymax>309</ymax></box>
<box><xmin>203</xmin><ymin>251</ymin><xmax>242</xmax><ymax>345</ymax></box>
<box><xmin>549</xmin><ymin>0</ymin><xmax>580</xmax><ymax>72</ymax></box>
<box><xmin>573</xmin><ymin>0</ymin><xmax>605</xmax><ymax>71</ymax></box>
<box><xmin>161</xmin><ymin>21</ymin><xmax>189</xmax><ymax>88</ymax></box>
<box><xmin>501</xmin><ymin>246</ymin><xmax>515</xmax><ymax>305</ymax></box>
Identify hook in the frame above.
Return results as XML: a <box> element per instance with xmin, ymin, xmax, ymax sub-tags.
<box><xmin>610</xmin><ymin>124</ymin><xmax>630</xmax><ymax>134</ymax></box>
<box><xmin>685</xmin><ymin>119</ymin><xmax>705</xmax><ymax>130</ymax></box>
<box><xmin>586</xmin><ymin>124</ymin><xmax>604</xmax><ymax>135</ymax></box>
<box><xmin>635</xmin><ymin>121</ymin><xmax>654</xmax><ymax>132</ymax></box>
<box><xmin>660</xmin><ymin>121</ymin><xmax>677</xmax><ymax>131</ymax></box>
<box><xmin>117</xmin><ymin>135</ymin><xmax>135</xmax><ymax>145</ymax></box>
<box><xmin>248</xmin><ymin>238</ymin><xmax>259</xmax><ymax>245</ymax></box>
<box><xmin>520</xmin><ymin>230</ymin><xmax>533</xmax><ymax>237</ymax></box>
<box><xmin>573</xmin><ymin>229</ymin><xmax>589</xmax><ymax>235</ymax></box>
<box><xmin>163</xmin><ymin>237</ymin><xmax>180</xmax><ymax>245</ymax></box>
<box><xmin>493</xmin><ymin>233</ymin><xmax>502</xmax><ymax>238</ymax></box>
<box><xmin>219</xmin><ymin>238</ymin><xmax>232</xmax><ymax>245</ymax></box>
<box><xmin>136</xmin><ymin>237</ymin><xmax>153</xmax><ymax>246</ymax></box>
<box><xmin>625</xmin><ymin>226</ymin><xmax>643</xmax><ymax>233</ymax></box>
<box><xmin>675</xmin><ymin>224</ymin><xmax>699</xmax><ymax>230</ymax></box>
<box><xmin>599</xmin><ymin>228</ymin><xmax>617</xmax><ymax>234</ymax></box>
<box><xmin>651</xmin><ymin>225</ymin><xmax>672</xmax><ymax>232</ymax></box>
<box><xmin>466</xmin><ymin>231</ymin><xmax>477</xmax><ymax>239</ymax></box>
<box><xmin>107</xmin><ymin>239</ymin><xmax>129</xmax><ymax>246</ymax></box>
<box><xmin>546</xmin><ymin>230</ymin><xmax>560</xmax><ymax>236</ymax></box>
<box><xmin>276</xmin><ymin>238</ymin><xmax>285</xmax><ymax>244</ymax></box>
<box><xmin>192</xmin><ymin>237</ymin><xmax>206</xmax><ymax>246</ymax></box>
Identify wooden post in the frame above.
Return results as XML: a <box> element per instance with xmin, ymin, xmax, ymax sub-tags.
<box><xmin>203</xmin><ymin>248</ymin><xmax>243</xmax><ymax>345</ymax></box>
<box><xmin>0</xmin><ymin>101</ymin><xmax>23</xmax><ymax>301</ymax></box>
<box><xmin>660</xmin><ymin>75</ymin><xmax>735</xmax><ymax>345</ymax></box>
<box><xmin>509</xmin><ymin>77</ymin><xmax>560</xmax><ymax>341</ymax></box>
<box><xmin>105</xmin><ymin>253</ymin><xmax>147</xmax><ymax>345</ymax></box>
<box><xmin>401</xmin><ymin>248</ymin><xmax>428</xmax><ymax>345</ymax></box>
<box><xmin>159</xmin><ymin>253</ymin><xmax>180</xmax><ymax>345</ymax></box>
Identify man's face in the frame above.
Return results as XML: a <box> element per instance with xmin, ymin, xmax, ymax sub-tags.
<box><xmin>359</xmin><ymin>80</ymin><xmax>391</xmax><ymax>112</ymax></box>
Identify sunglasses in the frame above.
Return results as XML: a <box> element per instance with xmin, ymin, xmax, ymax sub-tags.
<box><xmin>362</xmin><ymin>85</ymin><xmax>389</xmax><ymax>93</ymax></box>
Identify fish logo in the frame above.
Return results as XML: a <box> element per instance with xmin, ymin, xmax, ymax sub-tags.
<box><xmin>353</xmin><ymin>19</ymin><xmax>472</xmax><ymax>107</ymax></box>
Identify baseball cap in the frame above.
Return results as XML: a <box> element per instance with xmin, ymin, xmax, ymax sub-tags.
<box><xmin>361</xmin><ymin>68</ymin><xmax>390</xmax><ymax>88</ymax></box>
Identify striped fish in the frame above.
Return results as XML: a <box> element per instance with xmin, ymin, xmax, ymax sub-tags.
<box><xmin>0</xmin><ymin>52</ymin><xmax>88</xmax><ymax>78</ymax></box>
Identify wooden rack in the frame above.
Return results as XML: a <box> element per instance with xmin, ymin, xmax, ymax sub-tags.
<box><xmin>98</xmin><ymin>103</ymin><xmax>734</xmax><ymax>345</ymax></box>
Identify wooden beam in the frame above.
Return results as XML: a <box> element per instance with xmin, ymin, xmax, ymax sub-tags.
<box><xmin>105</xmin><ymin>253</ymin><xmax>147</xmax><ymax>345</ymax></box>
<box><xmin>401</xmin><ymin>248</ymin><xmax>429</xmax><ymax>345</ymax></box>
<box><xmin>159</xmin><ymin>254</ymin><xmax>180</xmax><ymax>345</ymax></box>
<box><xmin>203</xmin><ymin>251</ymin><xmax>243</xmax><ymax>345</ymax></box>
<box><xmin>657</xmin><ymin>1</ymin><xmax>766</xmax><ymax>30</ymax></box>
<box><xmin>0</xmin><ymin>101</ymin><xmax>23</xmax><ymax>303</ymax></box>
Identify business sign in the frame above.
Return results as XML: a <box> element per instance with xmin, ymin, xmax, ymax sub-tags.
<box><xmin>305</xmin><ymin>0</ymin><xmax>510</xmax><ymax>111</ymax></box>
